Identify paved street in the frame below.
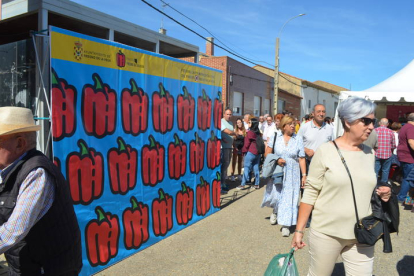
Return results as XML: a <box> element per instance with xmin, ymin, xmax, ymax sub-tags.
<box><xmin>96</xmin><ymin>179</ymin><xmax>414</xmax><ymax>276</ymax></box>
<box><xmin>0</xmin><ymin>180</ymin><xmax>411</xmax><ymax>275</ymax></box>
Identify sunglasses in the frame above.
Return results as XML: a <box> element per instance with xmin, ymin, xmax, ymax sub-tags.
<box><xmin>359</xmin><ymin>117</ymin><xmax>377</xmax><ymax>126</ymax></box>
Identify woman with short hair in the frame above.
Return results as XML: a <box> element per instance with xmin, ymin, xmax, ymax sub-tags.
<box><xmin>292</xmin><ymin>97</ymin><xmax>391</xmax><ymax>276</ymax></box>
<box><xmin>263</xmin><ymin>116</ymin><xmax>306</xmax><ymax>235</ymax></box>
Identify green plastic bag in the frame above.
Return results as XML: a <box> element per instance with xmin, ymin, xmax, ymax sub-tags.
<box><xmin>264</xmin><ymin>248</ymin><xmax>299</xmax><ymax>276</ymax></box>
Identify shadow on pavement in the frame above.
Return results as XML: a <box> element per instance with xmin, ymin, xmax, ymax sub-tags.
<box><xmin>397</xmin><ymin>255</ymin><xmax>414</xmax><ymax>276</ymax></box>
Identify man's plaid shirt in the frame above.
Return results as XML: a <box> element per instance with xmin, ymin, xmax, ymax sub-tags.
<box><xmin>375</xmin><ymin>126</ymin><xmax>396</xmax><ymax>159</ymax></box>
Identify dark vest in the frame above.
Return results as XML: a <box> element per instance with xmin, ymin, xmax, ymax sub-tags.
<box><xmin>0</xmin><ymin>149</ymin><xmax>82</xmax><ymax>275</ymax></box>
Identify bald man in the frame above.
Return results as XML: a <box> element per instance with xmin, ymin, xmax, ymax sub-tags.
<box><xmin>375</xmin><ymin>118</ymin><xmax>396</xmax><ymax>183</ymax></box>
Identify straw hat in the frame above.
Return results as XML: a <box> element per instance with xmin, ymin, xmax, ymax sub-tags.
<box><xmin>0</xmin><ymin>107</ymin><xmax>41</xmax><ymax>136</ymax></box>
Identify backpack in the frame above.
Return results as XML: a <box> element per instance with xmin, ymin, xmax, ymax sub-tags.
<box><xmin>255</xmin><ymin>134</ymin><xmax>265</xmax><ymax>154</ymax></box>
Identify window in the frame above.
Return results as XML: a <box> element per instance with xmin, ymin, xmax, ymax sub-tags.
<box><xmin>0</xmin><ymin>39</ymin><xmax>36</xmax><ymax>108</ymax></box>
<box><xmin>278</xmin><ymin>99</ymin><xmax>285</xmax><ymax>114</ymax></box>
<box><xmin>308</xmin><ymin>100</ymin><xmax>311</xmax><ymax>109</ymax></box>
<box><xmin>233</xmin><ymin>91</ymin><xmax>242</xmax><ymax>116</ymax></box>
<box><xmin>254</xmin><ymin>96</ymin><xmax>261</xmax><ymax>116</ymax></box>
<box><xmin>334</xmin><ymin>102</ymin><xmax>338</xmax><ymax>113</ymax></box>
<box><xmin>264</xmin><ymin>99</ymin><xmax>270</xmax><ymax>115</ymax></box>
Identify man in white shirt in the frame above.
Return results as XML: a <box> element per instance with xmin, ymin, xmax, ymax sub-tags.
<box><xmin>297</xmin><ymin>104</ymin><xmax>333</xmax><ymax>166</ymax></box>
<box><xmin>262</xmin><ymin>116</ymin><xmax>276</xmax><ymax>147</ymax></box>
<box><xmin>221</xmin><ymin>108</ymin><xmax>236</xmax><ymax>193</ymax></box>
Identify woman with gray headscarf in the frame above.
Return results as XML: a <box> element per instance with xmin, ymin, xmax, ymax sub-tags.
<box><xmin>291</xmin><ymin>97</ymin><xmax>391</xmax><ymax>276</ymax></box>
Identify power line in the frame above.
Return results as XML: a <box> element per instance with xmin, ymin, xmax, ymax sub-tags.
<box><xmin>159</xmin><ymin>0</ymin><xmax>274</xmax><ymax>67</ymax></box>
<box><xmin>141</xmin><ymin>0</ymin><xmax>258</xmax><ymax>66</ymax></box>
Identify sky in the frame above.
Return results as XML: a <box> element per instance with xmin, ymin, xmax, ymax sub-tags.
<box><xmin>71</xmin><ymin>0</ymin><xmax>414</xmax><ymax>91</ymax></box>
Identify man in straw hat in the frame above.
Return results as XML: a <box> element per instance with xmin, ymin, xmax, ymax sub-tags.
<box><xmin>0</xmin><ymin>107</ymin><xmax>82</xmax><ymax>275</ymax></box>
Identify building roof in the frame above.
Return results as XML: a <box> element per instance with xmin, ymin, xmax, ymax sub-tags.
<box><xmin>0</xmin><ymin>0</ymin><xmax>198</xmax><ymax>58</ymax></box>
<box><xmin>313</xmin><ymin>81</ymin><xmax>349</xmax><ymax>93</ymax></box>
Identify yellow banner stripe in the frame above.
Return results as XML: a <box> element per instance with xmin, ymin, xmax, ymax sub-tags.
<box><xmin>51</xmin><ymin>31</ymin><xmax>222</xmax><ymax>87</ymax></box>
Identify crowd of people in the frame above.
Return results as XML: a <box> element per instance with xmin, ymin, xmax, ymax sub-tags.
<box><xmin>221</xmin><ymin>98</ymin><xmax>411</xmax><ymax>276</ymax></box>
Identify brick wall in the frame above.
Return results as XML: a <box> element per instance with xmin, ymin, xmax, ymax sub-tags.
<box><xmin>278</xmin><ymin>89</ymin><xmax>302</xmax><ymax>119</ymax></box>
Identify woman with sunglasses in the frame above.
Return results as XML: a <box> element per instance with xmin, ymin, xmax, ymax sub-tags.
<box><xmin>292</xmin><ymin>97</ymin><xmax>391</xmax><ymax>276</ymax></box>
<box><xmin>238</xmin><ymin>117</ymin><xmax>262</xmax><ymax>190</ymax></box>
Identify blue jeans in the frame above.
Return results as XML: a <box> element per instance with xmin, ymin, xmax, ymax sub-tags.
<box><xmin>375</xmin><ymin>157</ymin><xmax>392</xmax><ymax>183</ymax></box>
<box><xmin>241</xmin><ymin>152</ymin><xmax>260</xmax><ymax>186</ymax></box>
<box><xmin>398</xmin><ymin>162</ymin><xmax>414</xmax><ymax>201</ymax></box>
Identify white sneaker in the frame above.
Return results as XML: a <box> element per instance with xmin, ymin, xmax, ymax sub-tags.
<box><xmin>237</xmin><ymin>175</ymin><xmax>242</xmax><ymax>181</ymax></box>
<box><xmin>230</xmin><ymin>175</ymin><xmax>235</xmax><ymax>181</ymax></box>
<box><xmin>281</xmin><ymin>227</ymin><xmax>290</xmax><ymax>237</ymax></box>
<box><xmin>270</xmin><ymin>213</ymin><xmax>277</xmax><ymax>225</ymax></box>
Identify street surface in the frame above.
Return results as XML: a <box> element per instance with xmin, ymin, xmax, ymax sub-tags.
<box><xmin>96</xmin><ymin>179</ymin><xmax>414</xmax><ymax>276</ymax></box>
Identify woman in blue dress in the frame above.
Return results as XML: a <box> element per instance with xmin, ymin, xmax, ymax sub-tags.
<box><xmin>263</xmin><ymin>116</ymin><xmax>307</xmax><ymax>237</ymax></box>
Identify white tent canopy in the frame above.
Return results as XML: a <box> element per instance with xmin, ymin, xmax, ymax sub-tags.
<box><xmin>339</xmin><ymin>59</ymin><xmax>414</xmax><ymax>102</ymax></box>
<box><xmin>334</xmin><ymin>58</ymin><xmax>414</xmax><ymax>137</ymax></box>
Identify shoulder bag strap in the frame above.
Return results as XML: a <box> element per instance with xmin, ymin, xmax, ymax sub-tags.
<box><xmin>272</xmin><ymin>131</ymin><xmax>277</xmax><ymax>154</ymax></box>
<box><xmin>332</xmin><ymin>140</ymin><xmax>361</xmax><ymax>226</ymax></box>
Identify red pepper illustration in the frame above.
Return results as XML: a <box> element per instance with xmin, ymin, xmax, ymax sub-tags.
<box><xmin>116</xmin><ymin>50</ymin><xmax>126</xmax><ymax>67</ymax></box>
<box><xmin>108</xmin><ymin>137</ymin><xmax>138</xmax><ymax>195</ymax></box>
<box><xmin>207</xmin><ymin>131</ymin><xmax>221</xmax><ymax>169</ymax></box>
<box><xmin>82</xmin><ymin>73</ymin><xmax>117</xmax><ymax>138</ymax></box>
<box><xmin>213</xmin><ymin>91</ymin><xmax>223</xmax><ymax>130</ymax></box>
<box><xmin>51</xmin><ymin>68</ymin><xmax>77</xmax><ymax>141</ymax></box>
<box><xmin>189</xmin><ymin>132</ymin><xmax>205</xmax><ymax>174</ymax></box>
<box><xmin>122</xmin><ymin>196</ymin><xmax>149</xmax><ymax>250</ymax></box>
<box><xmin>86</xmin><ymin>207</ymin><xmax>120</xmax><ymax>267</ymax></box>
<box><xmin>177</xmin><ymin>86</ymin><xmax>195</xmax><ymax>133</ymax></box>
<box><xmin>212</xmin><ymin>172</ymin><xmax>221</xmax><ymax>208</ymax></box>
<box><xmin>67</xmin><ymin>139</ymin><xmax>104</xmax><ymax>205</ymax></box>
<box><xmin>168</xmin><ymin>133</ymin><xmax>187</xmax><ymax>180</ymax></box>
<box><xmin>196</xmin><ymin>176</ymin><xmax>211</xmax><ymax>216</ymax></box>
<box><xmin>121</xmin><ymin>78</ymin><xmax>149</xmax><ymax>136</ymax></box>
<box><xmin>197</xmin><ymin>89</ymin><xmax>212</xmax><ymax>131</ymax></box>
<box><xmin>142</xmin><ymin>135</ymin><xmax>165</xmax><ymax>186</ymax></box>
<box><xmin>152</xmin><ymin>188</ymin><xmax>173</xmax><ymax>237</ymax></box>
<box><xmin>175</xmin><ymin>182</ymin><xmax>194</xmax><ymax>225</ymax></box>
<box><xmin>152</xmin><ymin>83</ymin><xmax>174</xmax><ymax>134</ymax></box>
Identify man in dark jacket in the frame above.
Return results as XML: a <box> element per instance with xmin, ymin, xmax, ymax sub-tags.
<box><xmin>0</xmin><ymin>107</ymin><xmax>82</xmax><ymax>275</ymax></box>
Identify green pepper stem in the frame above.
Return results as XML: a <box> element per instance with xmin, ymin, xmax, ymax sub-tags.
<box><xmin>130</xmin><ymin>196</ymin><xmax>138</xmax><ymax>210</ymax></box>
<box><xmin>159</xmin><ymin>83</ymin><xmax>166</xmax><ymax>97</ymax></box>
<box><xmin>174</xmin><ymin>134</ymin><xmax>180</xmax><ymax>145</ymax></box>
<box><xmin>95</xmin><ymin>206</ymin><xmax>106</xmax><ymax>222</ymax></box>
<box><xmin>93</xmin><ymin>73</ymin><xmax>103</xmax><ymax>90</ymax></box>
<box><xmin>52</xmin><ymin>69</ymin><xmax>59</xmax><ymax>86</ymax></box>
<box><xmin>148</xmin><ymin>135</ymin><xmax>156</xmax><ymax>148</ymax></box>
<box><xmin>158</xmin><ymin>188</ymin><xmax>165</xmax><ymax>201</ymax></box>
<box><xmin>182</xmin><ymin>86</ymin><xmax>189</xmax><ymax>98</ymax></box>
<box><xmin>130</xmin><ymin>78</ymin><xmax>138</xmax><ymax>93</ymax></box>
<box><xmin>117</xmin><ymin>137</ymin><xmax>127</xmax><ymax>151</ymax></box>
<box><xmin>78</xmin><ymin>139</ymin><xmax>89</xmax><ymax>156</ymax></box>
<box><xmin>181</xmin><ymin>182</ymin><xmax>187</xmax><ymax>193</ymax></box>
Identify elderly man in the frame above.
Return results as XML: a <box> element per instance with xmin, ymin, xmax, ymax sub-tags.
<box><xmin>297</xmin><ymin>104</ymin><xmax>333</xmax><ymax>166</ymax></box>
<box><xmin>375</xmin><ymin>118</ymin><xmax>396</xmax><ymax>183</ymax></box>
<box><xmin>221</xmin><ymin>108</ymin><xmax>236</xmax><ymax>194</ymax></box>
<box><xmin>0</xmin><ymin>107</ymin><xmax>82</xmax><ymax>275</ymax></box>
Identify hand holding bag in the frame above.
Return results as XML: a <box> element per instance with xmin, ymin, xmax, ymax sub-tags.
<box><xmin>264</xmin><ymin>248</ymin><xmax>298</xmax><ymax>276</ymax></box>
<box><xmin>332</xmin><ymin>141</ymin><xmax>383</xmax><ymax>246</ymax></box>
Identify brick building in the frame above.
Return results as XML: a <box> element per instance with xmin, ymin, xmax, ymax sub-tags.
<box><xmin>183</xmin><ymin>38</ymin><xmax>274</xmax><ymax>120</ymax></box>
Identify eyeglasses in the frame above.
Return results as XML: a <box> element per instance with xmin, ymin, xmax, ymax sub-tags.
<box><xmin>359</xmin><ymin>117</ymin><xmax>377</xmax><ymax>126</ymax></box>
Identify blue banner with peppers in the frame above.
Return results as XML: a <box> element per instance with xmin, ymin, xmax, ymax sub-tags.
<box><xmin>50</xmin><ymin>26</ymin><xmax>223</xmax><ymax>275</ymax></box>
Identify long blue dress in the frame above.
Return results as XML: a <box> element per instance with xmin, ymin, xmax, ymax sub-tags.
<box><xmin>262</xmin><ymin>132</ymin><xmax>305</xmax><ymax>226</ymax></box>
